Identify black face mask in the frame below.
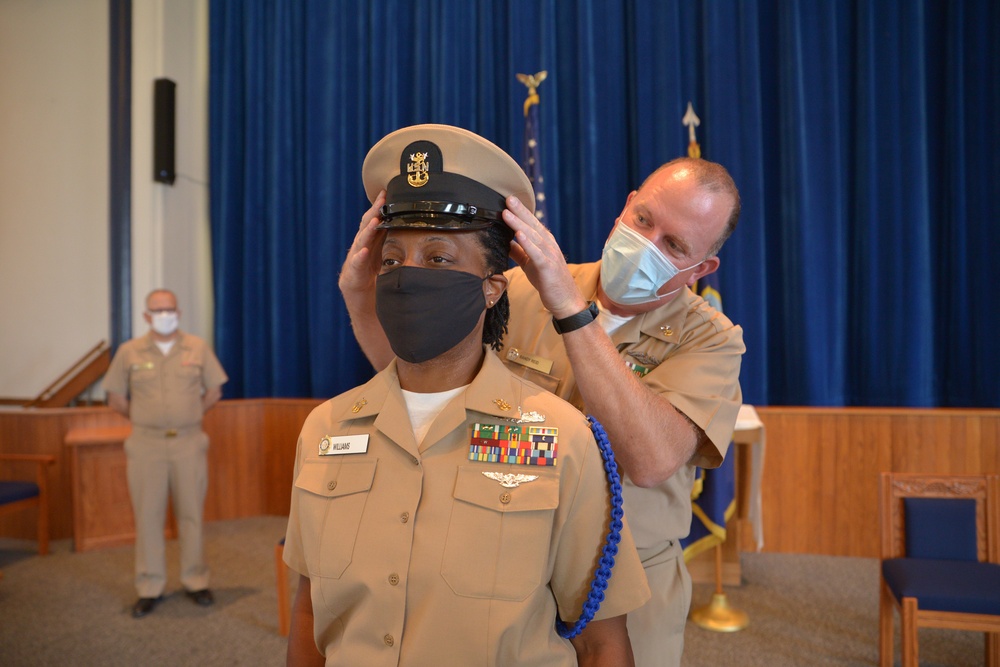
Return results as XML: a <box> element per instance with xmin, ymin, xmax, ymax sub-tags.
<box><xmin>375</xmin><ymin>266</ymin><xmax>487</xmax><ymax>363</ymax></box>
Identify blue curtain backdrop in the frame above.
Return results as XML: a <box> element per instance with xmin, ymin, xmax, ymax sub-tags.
<box><xmin>209</xmin><ymin>0</ymin><xmax>999</xmax><ymax>407</ymax></box>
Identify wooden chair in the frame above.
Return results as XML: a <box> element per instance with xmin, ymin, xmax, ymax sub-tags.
<box><xmin>879</xmin><ymin>472</ymin><xmax>1000</xmax><ymax>667</ymax></box>
<box><xmin>0</xmin><ymin>454</ymin><xmax>56</xmax><ymax>555</ymax></box>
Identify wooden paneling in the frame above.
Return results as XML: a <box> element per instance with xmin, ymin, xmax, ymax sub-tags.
<box><xmin>203</xmin><ymin>400</ymin><xmax>265</xmax><ymax>520</ymax></box>
<box><xmin>261</xmin><ymin>399</ymin><xmax>322</xmax><ymax>516</ymax></box>
<box><xmin>0</xmin><ymin>399</ymin><xmax>319</xmax><ymax>546</ymax></box>
<box><xmin>756</xmin><ymin>407</ymin><xmax>1000</xmax><ymax>558</ymax></box>
<box><xmin>4</xmin><ymin>403</ymin><xmax>998</xmax><ymax>558</ymax></box>
<box><xmin>0</xmin><ymin>407</ymin><xmax>130</xmax><ymax>541</ymax></box>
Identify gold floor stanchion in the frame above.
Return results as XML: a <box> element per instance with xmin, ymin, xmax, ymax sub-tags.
<box><xmin>689</xmin><ymin>541</ymin><xmax>749</xmax><ymax>632</ymax></box>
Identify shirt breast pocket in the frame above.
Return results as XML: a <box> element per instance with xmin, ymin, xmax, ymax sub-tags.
<box><xmin>175</xmin><ymin>363</ymin><xmax>203</xmax><ymax>388</ymax></box>
<box><xmin>441</xmin><ymin>466</ymin><xmax>559</xmax><ymax>601</ymax></box>
<box><xmin>293</xmin><ymin>459</ymin><xmax>377</xmax><ymax>578</ymax></box>
<box><xmin>129</xmin><ymin>364</ymin><xmax>157</xmax><ymax>387</ymax></box>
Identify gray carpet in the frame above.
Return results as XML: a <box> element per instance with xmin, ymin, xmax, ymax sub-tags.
<box><xmin>0</xmin><ymin>517</ymin><xmax>985</xmax><ymax>666</ymax></box>
<box><xmin>0</xmin><ymin>517</ymin><xmax>291</xmax><ymax>667</ymax></box>
<box><xmin>682</xmin><ymin>552</ymin><xmax>982</xmax><ymax>667</ymax></box>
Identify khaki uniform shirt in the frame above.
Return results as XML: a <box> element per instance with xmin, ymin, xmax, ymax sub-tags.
<box><xmin>103</xmin><ymin>331</ymin><xmax>228</xmax><ymax>429</ymax></box>
<box><xmin>283</xmin><ymin>351</ymin><xmax>650</xmax><ymax>666</ymax></box>
<box><xmin>502</xmin><ymin>262</ymin><xmax>745</xmax><ymax>548</ymax></box>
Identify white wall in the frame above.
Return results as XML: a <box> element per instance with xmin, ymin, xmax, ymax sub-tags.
<box><xmin>0</xmin><ymin>0</ymin><xmax>109</xmax><ymax>399</ymax></box>
<box><xmin>131</xmin><ymin>0</ymin><xmax>213</xmax><ymax>344</ymax></box>
<box><xmin>0</xmin><ymin>0</ymin><xmax>210</xmax><ymax>401</ymax></box>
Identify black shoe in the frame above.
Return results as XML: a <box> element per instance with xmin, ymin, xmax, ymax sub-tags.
<box><xmin>132</xmin><ymin>595</ymin><xmax>163</xmax><ymax>618</ymax></box>
<box><xmin>186</xmin><ymin>588</ymin><xmax>215</xmax><ymax>606</ymax></box>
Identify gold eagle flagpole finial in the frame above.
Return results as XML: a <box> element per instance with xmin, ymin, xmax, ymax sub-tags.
<box><xmin>517</xmin><ymin>71</ymin><xmax>547</xmax><ymax>116</ymax></box>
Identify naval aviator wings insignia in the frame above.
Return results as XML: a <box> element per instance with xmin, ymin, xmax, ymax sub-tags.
<box><xmin>482</xmin><ymin>472</ymin><xmax>539</xmax><ymax>488</ymax></box>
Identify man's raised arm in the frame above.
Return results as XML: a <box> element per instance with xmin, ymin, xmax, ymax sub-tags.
<box><xmin>502</xmin><ymin>196</ymin><xmax>703</xmax><ymax>487</ymax></box>
<box><xmin>338</xmin><ymin>190</ymin><xmax>395</xmax><ymax>371</ymax></box>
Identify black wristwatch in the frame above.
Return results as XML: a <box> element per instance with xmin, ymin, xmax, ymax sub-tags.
<box><xmin>552</xmin><ymin>301</ymin><xmax>599</xmax><ymax>334</ymax></box>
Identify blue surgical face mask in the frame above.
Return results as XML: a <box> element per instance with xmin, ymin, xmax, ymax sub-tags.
<box><xmin>600</xmin><ymin>222</ymin><xmax>701</xmax><ymax>306</ymax></box>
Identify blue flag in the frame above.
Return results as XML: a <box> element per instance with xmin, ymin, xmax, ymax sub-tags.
<box><xmin>680</xmin><ymin>271</ymin><xmax>737</xmax><ymax>562</ymax></box>
<box><xmin>517</xmin><ymin>71</ymin><xmax>548</xmax><ymax>223</ymax></box>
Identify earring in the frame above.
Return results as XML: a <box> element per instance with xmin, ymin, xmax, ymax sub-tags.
<box><xmin>488</xmin><ymin>300</ymin><xmax>494</xmax><ymax>307</ymax></box>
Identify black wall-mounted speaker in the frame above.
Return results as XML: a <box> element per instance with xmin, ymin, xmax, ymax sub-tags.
<box><xmin>153</xmin><ymin>78</ymin><xmax>176</xmax><ymax>185</ymax></box>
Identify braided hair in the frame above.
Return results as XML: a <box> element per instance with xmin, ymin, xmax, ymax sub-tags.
<box><xmin>475</xmin><ymin>223</ymin><xmax>514</xmax><ymax>351</ymax></box>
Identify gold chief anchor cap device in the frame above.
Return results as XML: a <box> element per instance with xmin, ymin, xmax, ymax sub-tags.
<box><xmin>362</xmin><ymin>124</ymin><xmax>535</xmax><ymax>231</ymax></box>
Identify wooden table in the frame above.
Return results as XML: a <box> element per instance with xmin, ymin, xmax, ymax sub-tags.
<box><xmin>688</xmin><ymin>405</ymin><xmax>765</xmax><ymax>586</ymax></box>
<box><xmin>64</xmin><ymin>425</ymin><xmax>175</xmax><ymax>552</ymax></box>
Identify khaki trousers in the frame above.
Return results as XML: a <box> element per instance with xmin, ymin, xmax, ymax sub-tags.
<box><xmin>125</xmin><ymin>427</ymin><xmax>210</xmax><ymax>597</ymax></box>
<box><xmin>627</xmin><ymin>540</ymin><xmax>692</xmax><ymax>667</ymax></box>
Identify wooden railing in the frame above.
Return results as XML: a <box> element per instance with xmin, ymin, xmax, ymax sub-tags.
<box><xmin>0</xmin><ymin>341</ymin><xmax>111</xmax><ymax>408</ymax></box>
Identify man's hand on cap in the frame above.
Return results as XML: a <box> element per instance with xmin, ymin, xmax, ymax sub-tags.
<box><xmin>339</xmin><ymin>190</ymin><xmax>386</xmax><ymax>305</ymax></box>
<box><xmin>504</xmin><ymin>195</ymin><xmax>588</xmax><ymax>319</ymax></box>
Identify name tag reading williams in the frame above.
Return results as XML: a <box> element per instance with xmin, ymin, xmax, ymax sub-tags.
<box><xmin>318</xmin><ymin>434</ymin><xmax>369</xmax><ymax>456</ymax></box>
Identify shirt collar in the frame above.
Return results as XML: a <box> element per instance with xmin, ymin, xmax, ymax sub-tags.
<box><xmin>141</xmin><ymin>330</ymin><xmax>187</xmax><ymax>350</ymax></box>
<box><xmin>338</xmin><ymin>349</ymin><xmax>526</xmax><ymax>423</ymax></box>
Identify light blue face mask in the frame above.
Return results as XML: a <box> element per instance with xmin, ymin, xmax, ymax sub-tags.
<box><xmin>600</xmin><ymin>222</ymin><xmax>701</xmax><ymax>306</ymax></box>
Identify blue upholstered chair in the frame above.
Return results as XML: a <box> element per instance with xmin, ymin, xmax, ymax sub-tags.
<box><xmin>0</xmin><ymin>453</ymin><xmax>56</xmax><ymax>555</ymax></box>
<box><xmin>879</xmin><ymin>472</ymin><xmax>1000</xmax><ymax>667</ymax></box>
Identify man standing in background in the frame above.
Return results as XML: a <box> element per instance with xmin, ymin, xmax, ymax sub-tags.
<box><xmin>103</xmin><ymin>289</ymin><xmax>228</xmax><ymax>618</ymax></box>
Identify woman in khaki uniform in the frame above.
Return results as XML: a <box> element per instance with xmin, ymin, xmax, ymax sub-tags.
<box><xmin>284</xmin><ymin>125</ymin><xmax>649</xmax><ymax>666</ymax></box>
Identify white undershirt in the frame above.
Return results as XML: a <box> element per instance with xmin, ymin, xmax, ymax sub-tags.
<box><xmin>596</xmin><ymin>301</ymin><xmax>634</xmax><ymax>335</ymax></box>
<box><xmin>155</xmin><ymin>340</ymin><xmax>175</xmax><ymax>356</ymax></box>
<box><xmin>401</xmin><ymin>385</ymin><xmax>468</xmax><ymax>445</ymax></box>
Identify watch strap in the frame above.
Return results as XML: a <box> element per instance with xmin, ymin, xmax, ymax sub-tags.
<box><xmin>552</xmin><ymin>301</ymin><xmax>599</xmax><ymax>334</ymax></box>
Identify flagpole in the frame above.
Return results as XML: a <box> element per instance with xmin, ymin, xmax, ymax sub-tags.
<box><xmin>516</xmin><ymin>71</ymin><xmax>548</xmax><ymax>223</ymax></box>
<box><xmin>689</xmin><ymin>542</ymin><xmax>750</xmax><ymax>632</ymax></box>
<box><xmin>683</xmin><ymin>101</ymin><xmax>749</xmax><ymax>633</ymax></box>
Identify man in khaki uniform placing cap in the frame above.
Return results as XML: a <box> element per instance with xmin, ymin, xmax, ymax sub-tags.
<box><xmin>103</xmin><ymin>289</ymin><xmax>228</xmax><ymax>618</ymax></box>
<box><xmin>284</xmin><ymin>124</ymin><xmax>650</xmax><ymax>666</ymax></box>
<box><xmin>342</xmin><ymin>136</ymin><xmax>745</xmax><ymax>663</ymax></box>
